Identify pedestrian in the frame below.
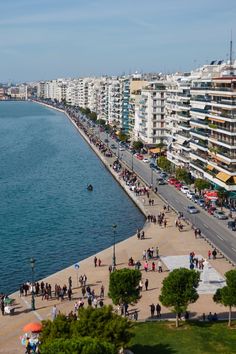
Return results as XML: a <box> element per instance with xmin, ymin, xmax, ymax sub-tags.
<box><xmin>156</xmin><ymin>303</ymin><xmax>161</xmax><ymax>317</ymax></box>
<box><xmin>108</xmin><ymin>265</ymin><xmax>112</xmax><ymax>273</ymax></box>
<box><xmin>94</xmin><ymin>256</ymin><xmax>97</xmax><ymax>267</ymax></box>
<box><xmin>152</xmin><ymin>262</ymin><xmax>156</xmax><ymax>271</ymax></box>
<box><xmin>100</xmin><ymin>285</ymin><xmax>104</xmax><ymax>298</ymax></box>
<box><xmin>139</xmin><ymin>280</ymin><xmax>143</xmax><ymax>291</ymax></box>
<box><xmin>68</xmin><ymin>276</ymin><xmax>72</xmax><ymax>289</ymax></box>
<box><xmin>68</xmin><ymin>287</ymin><xmax>72</xmax><ymax>301</ymax></box>
<box><xmin>158</xmin><ymin>260</ymin><xmax>163</xmax><ymax>273</ymax></box>
<box><xmin>208</xmin><ymin>250</ymin><xmax>211</xmax><ymax>259</ymax></box>
<box><xmin>150</xmin><ymin>303</ymin><xmax>155</xmax><ymax>318</ymax></box>
<box><xmin>145</xmin><ymin>279</ymin><xmax>149</xmax><ymax>291</ymax></box>
<box><xmin>144</xmin><ymin>262</ymin><xmax>148</xmax><ymax>272</ymax></box>
<box><xmin>81</xmin><ymin>286</ymin><xmax>86</xmax><ymax>298</ymax></box>
<box><xmin>164</xmin><ymin>219</ymin><xmax>167</xmax><ymax>228</ymax></box>
<box><xmin>212</xmin><ymin>249</ymin><xmax>217</xmax><ymax>260</ymax></box>
<box><xmin>98</xmin><ymin>259</ymin><xmax>102</xmax><ymax>266</ymax></box>
<box><xmin>1</xmin><ymin>299</ymin><xmax>4</xmax><ymax>316</ymax></box>
<box><xmin>51</xmin><ymin>305</ymin><xmax>58</xmax><ymax>320</ymax></box>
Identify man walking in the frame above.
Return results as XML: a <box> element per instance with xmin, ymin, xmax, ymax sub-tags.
<box><xmin>156</xmin><ymin>303</ymin><xmax>161</xmax><ymax>317</ymax></box>
<box><xmin>145</xmin><ymin>279</ymin><xmax>149</xmax><ymax>291</ymax></box>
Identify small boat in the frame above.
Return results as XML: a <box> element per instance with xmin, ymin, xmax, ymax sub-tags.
<box><xmin>87</xmin><ymin>184</ymin><xmax>93</xmax><ymax>191</ymax></box>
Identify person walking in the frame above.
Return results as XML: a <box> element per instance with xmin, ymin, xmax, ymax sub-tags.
<box><xmin>208</xmin><ymin>250</ymin><xmax>211</xmax><ymax>259</ymax></box>
<box><xmin>158</xmin><ymin>260</ymin><xmax>163</xmax><ymax>273</ymax></box>
<box><xmin>212</xmin><ymin>249</ymin><xmax>217</xmax><ymax>259</ymax></box>
<box><xmin>51</xmin><ymin>305</ymin><xmax>58</xmax><ymax>321</ymax></box>
<box><xmin>94</xmin><ymin>256</ymin><xmax>97</xmax><ymax>267</ymax></box>
<box><xmin>156</xmin><ymin>303</ymin><xmax>161</xmax><ymax>317</ymax></box>
<box><xmin>145</xmin><ymin>279</ymin><xmax>149</xmax><ymax>291</ymax></box>
<box><xmin>150</xmin><ymin>303</ymin><xmax>155</xmax><ymax>318</ymax></box>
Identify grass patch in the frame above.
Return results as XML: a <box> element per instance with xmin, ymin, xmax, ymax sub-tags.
<box><xmin>129</xmin><ymin>321</ymin><xmax>236</xmax><ymax>354</ymax></box>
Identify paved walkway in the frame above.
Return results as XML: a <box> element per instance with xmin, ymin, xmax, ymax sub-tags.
<box><xmin>0</xmin><ymin>108</ymin><xmax>235</xmax><ymax>353</ymax></box>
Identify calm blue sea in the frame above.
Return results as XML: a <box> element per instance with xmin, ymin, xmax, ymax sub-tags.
<box><xmin>0</xmin><ymin>101</ymin><xmax>145</xmax><ymax>294</ymax></box>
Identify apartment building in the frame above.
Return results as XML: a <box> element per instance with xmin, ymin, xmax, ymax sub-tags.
<box><xmin>137</xmin><ymin>81</ymin><xmax>167</xmax><ymax>147</ymax></box>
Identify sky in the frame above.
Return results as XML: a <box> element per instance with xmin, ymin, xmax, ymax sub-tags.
<box><xmin>0</xmin><ymin>0</ymin><xmax>235</xmax><ymax>82</ymax></box>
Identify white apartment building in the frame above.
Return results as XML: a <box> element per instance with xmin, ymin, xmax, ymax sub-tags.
<box><xmin>137</xmin><ymin>81</ymin><xmax>167</xmax><ymax>146</ymax></box>
<box><xmin>108</xmin><ymin>78</ymin><xmax>123</xmax><ymax>127</ymax></box>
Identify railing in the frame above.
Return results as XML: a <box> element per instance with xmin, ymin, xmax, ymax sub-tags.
<box><xmin>191</xmin><ymin>129</ymin><xmax>209</xmax><ymax>137</ymax></box>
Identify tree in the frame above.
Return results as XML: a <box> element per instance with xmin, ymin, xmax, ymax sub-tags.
<box><xmin>194</xmin><ymin>178</ymin><xmax>210</xmax><ymax>193</ymax></box>
<box><xmin>159</xmin><ymin>268</ymin><xmax>200</xmax><ymax>327</ymax></box>
<box><xmin>217</xmin><ymin>188</ymin><xmax>229</xmax><ymax>210</ymax></box>
<box><xmin>118</xmin><ymin>132</ymin><xmax>128</xmax><ymax>142</ymax></box>
<box><xmin>157</xmin><ymin>156</ymin><xmax>171</xmax><ymax>173</ymax></box>
<box><xmin>176</xmin><ymin>167</ymin><xmax>192</xmax><ymax>184</ymax></box>
<box><xmin>132</xmin><ymin>141</ymin><xmax>143</xmax><ymax>151</ymax></box>
<box><xmin>108</xmin><ymin>268</ymin><xmax>141</xmax><ymax>306</ymax></box>
<box><xmin>40</xmin><ymin>337</ymin><xmax>116</xmax><ymax>354</ymax></box>
<box><xmin>213</xmin><ymin>270</ymin><xmax>236</xmax><ymax>326</ymax></box>
<box><xmin>89</xmin><ymin>111</ymin><xmax>97</xmax><ymax>121</ymax></box>
<box><xmin>40</xmin><ymin>307</ymin><xmax>132</xmax><ymax>352</ymax></box>
<box><xmin>71</xmin><ymin>305</ymin><xmax>132</xmax><ymax>349</ymax></box>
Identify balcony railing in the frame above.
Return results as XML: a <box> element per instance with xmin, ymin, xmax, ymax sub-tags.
<box><xmin>191</xmin><ymin>129</ymin><xmax>209</xmax><ymax>137</ymax></box>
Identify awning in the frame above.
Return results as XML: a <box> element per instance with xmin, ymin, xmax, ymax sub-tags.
<box><xmin>207</xmin><ymin>164</ymin><xmax>214</xmax><ymax>171</ymax></box>
<box><xmin>232</xmin><ymin>176</ymin><xmax>236</xmax><ymax>184</ymax></box>
<box><xmin>216</xmin><ymin>171</ymin><xmax>231</xmax><ymax>182</ymax></box>
<box><xmin>149</xmin><ymin>147</ymin><xmax>162</xmax><ymax>153</ymax></box>
<box><xmin>204</xmin><ymin>191</ymin><xmax>218</xmax><ymax>200</ymax></box>
<box><xmin>209</xmin><ymin>117</ymin><xmax>225</xmax><ymax>123</ymax></box>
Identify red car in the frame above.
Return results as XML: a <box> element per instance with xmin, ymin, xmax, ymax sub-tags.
<box><xmin>175</xmin><ymin>182</ymin><xmax>183</xmax><ymax>190</ymax></box>
<box><xmin>168</xmin><ymin>177</ymin><xmax>177</xmax><ymax>185</ymax></box>
<box><xmin>135</xmin><ymin>153</ymin><xmax>144</xmax><ymax>160</ymax></box>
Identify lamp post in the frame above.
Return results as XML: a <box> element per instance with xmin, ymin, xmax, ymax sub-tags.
<box><xmin>30</xmin><ymin>258</ymin><xmax>36</xmax><ymax>311</ymax></box>
<box><xmin>151</xmin><ymin>168</ymin><xmax>154</xmax><ymax>188</ymax></box>
<box><xmin>112</xmin><ymin>224</ymin><xmax>117</xmax><ymax>270</ymax></box>
<box><xmin>131</xmin><ymin>152</ymin><xmax>134</xmax><ymax>172</ymax></box>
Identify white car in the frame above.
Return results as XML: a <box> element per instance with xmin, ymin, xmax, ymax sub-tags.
<box><xmin>119</xmin><ymin>146</ymin><xmax>125</xmax><ymax>151</ymax></box>
<box><xmin>143</xmin><ymin>158</ymin><xmax>149</xmax><ymax>163</ymax></box>
<box><xmin>181</xmin><ymin>186</ymin><xmax>189</xmax><ymax>194</ymax></box>
<box><xmin>187</xmin><ymin>191</ymin><xmax>195</xmax><ymax>200</ymax></box>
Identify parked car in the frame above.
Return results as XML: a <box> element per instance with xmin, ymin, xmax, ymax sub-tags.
<box><xmin>143</xmin><ymin>158</ymin><xmax>149</xmax><ymax>163</ymax></box>
<box><xmin>160</xmin><ymin>172</ymin><xmax>168</xmax><ymax>179</ymax></box>
<box><xmin>110</xmin><ymin>144</ymin><xmax>117</xmax><ymax>149</ymax></box>
<box><xmin>104</xmin><ymin>138</ymin><xmax>109</xmax><ymax>143</ymax></box>
<box><xmin>193</xmin><ymin>195</ymin><xmax>200</xmax><ymax>203</ymax></box>
<box><xmin>198</xmin><ymin>199</ymin><xmax>205</xmax><ymax>207</ymax></box>
<box><xmin>187</xmin><ymin>191</ymin><xmax>195</xmax><ymax>200</ymax></box>
<box><xmin>158</xmin><ymin>179</ymin><xmax>166</xmax><ymax>185</ymax></box>
<box><xmin>150</xmin><ymin>163</ymin><xmax>156</xmax><ymax>169</ymax></box>
<box><xmin>119</xmin><ymin>146</ymin><xmax>125</xmax><ymax>151</ymax></box>
<box><xmin>152</xmin><ymin>165</ymin><xmax>160</xmax><ymax>171</ymax></box>
<box><xmin>213</xmin><ymin>210</ymin><xmax>228</xmax><ymax>220</ymax></box>
<box><xmin>175</xmin><ymin>182</ymin><xmax>183</xmax><ymax>190</ymax></box>
<box><xmin>181</xmin><ymin>186</ymin><xmax>189</xmax><ymax>194</ymax></box>
<box><xmin>135</xmin><ymin>153</ymin><xmax>144</xmax><ymax>160</ymax></box>
<box><xmin>168</xmin><ymin>177</ymin><xmax>177</xmax><ymax>185</ymax></box>
<box><xmin>187</xmin><ymin>205</ymin><xmax>199</xmax><ymax>214</ymax></box>
<box><xmin>227</xmin><ymin>221</ymin><xmax>236</xmax><ymax>230</ymax></box>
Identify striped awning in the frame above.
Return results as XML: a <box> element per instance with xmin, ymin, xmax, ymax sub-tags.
<box><xmin>216</xmin><ymin>171</ymin><xmax>231</xmax><ymax>182</ymax></box>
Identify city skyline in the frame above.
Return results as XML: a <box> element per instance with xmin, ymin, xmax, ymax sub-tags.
<box><xmin>0</xmin><ymin>0</ymin><xmax>235</xmax><ymax>82</ymax></box>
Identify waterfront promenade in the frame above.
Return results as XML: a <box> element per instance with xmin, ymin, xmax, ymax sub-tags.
<box><xmin>0</xmin><ymin>104</ymin><xmax>235</xmax><ymax>353</ymax></box>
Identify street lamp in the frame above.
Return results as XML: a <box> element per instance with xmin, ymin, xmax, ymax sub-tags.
<box><xmin>112</xmin><ymin>224</ymin><xmax>117</xmax><ymax>270</ymax></box>
<box><xmin>151</xmin><ymin>168</ymin><xmax>154</xmax><ymax>188</ymax></box>
<box><xmin>30</xmin><ymin>258</ymin><xmax>36</xmax><ymax>311</ymax></box>
<box><xmin>131</xmin><ymin>152</ymin><xmax>134</xmax><ymax>172</ymax></box>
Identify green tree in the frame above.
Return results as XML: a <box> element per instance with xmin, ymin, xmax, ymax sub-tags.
<box><xmin>194</xmin><ymin>178</ymin><xmax>210</xmax><ymax>193</ymax></box>
<box><xmin>108</xmin><ymin>268</ymin><xmax>141</xmax><ymax>306</ymax></box>
<box><xmin>118</xmin><ymin>132</ymin><xmax>128</xmax><ymax>142</ymax></box>
<box><xmin>89</xmin><ymin>111</ymin><xmax>97</xmax><ymax>121</ymax></box>
<box><xmin>217</xmin><ymin>187</ymin><xmax>229</xmax><ymax>210</ymax></box>
<box><xmin>213</xmin><ymin>270</ymin><xmax>236</xmax><ymax>326</ymax></box>
<box><xmin>175</xmin><ymin>167</ymin><xmax>192</xmax><ymax>184</ymax></box>
<box><xmin>71</xmin><ymin>305</ymin><xmax>132</xmax><ymax>349</ymax></box>
<box><xmin>97</xmin><ymin>119</ymin><xmax>106</xmax><ymax>125</ymax></box>
<box><xmin>132</xmin><ymin>141</ymin><xmax>143</xmax><ymax>151</ymax></box>
<box><xmin>159</xmin><ymin>268</ymin><xmax>200</xmax><ymax>327</ymax></box>
<box><xmin>40</xmin><ymin>337</ymin><xmax>116</xmax><ymax>354</ymax></box>
<box><xmin>157</xmin><ymin>156</ymin><xmax>171</xmax><ymax>173</ymax></box>
<box><xmin>40</xmin><ymin>307</ymin><xmax>132</xmax><ymax>352</ymax></box>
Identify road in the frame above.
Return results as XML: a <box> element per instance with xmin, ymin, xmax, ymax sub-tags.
<box><xmin>80</xmin><ymin>116</ymin><xmax>236</xmax><ymax>265</ymax></box>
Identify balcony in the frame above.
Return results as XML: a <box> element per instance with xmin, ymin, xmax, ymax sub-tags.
<box><xmin>190</xmin><ymin>128</ymin><xmax>209</xmax><ymax>140</ymax></box>
<box><xmin>190</xmin><ymin>119</ymin><xmax>208</xmax><ymax>128</ymax></box>
<box><xmin>190</xmin><ymin>150</ymin><xmax>208</xmax><ymax>163</ymax></box>
<box><xmin>190</xmin><ymin>139</ymin><xmax>208</xmax><ymax>152</ymax></box>
<box><xmin>179</xmin><ymin>122</ymin><xmax>191</xmax><ymax>130</ymax></box>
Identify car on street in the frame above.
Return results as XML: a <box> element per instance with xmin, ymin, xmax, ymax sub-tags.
<box><xmin>143</xmin><ymin>158</ymin><xmax>150</xmax><ymax>163</ymax></box>
<box><xmin>119</xmin><ymin>146</ymin><xmax>125</xmax><ymax>151</ymax></box>
<box><xmin>160</xmin><ymin>172</ymin><xmax>168</xmax><ymax>179</ymax></box>
<box><xmin>181</xmin><ymin>186</ymin><xmax>190</xmax><ymax>194</ymax></box>
<box><xmin>193</xmin><ymin>195</ymin><xmax>200</xmax><ymax>203</ymax></box>
<box><xmin>227</xmin><ymin>221</ymin><xmax>236</xmax><ymax>230</ymax></box>
<box><xmin>158</xmin><ymin>179</ymin><xmax>166</xmax><ymax>185</ymax></box>
<box><xmin>187</xmin><ymin>191</ymin><xmax>195</xmax><ymax>200</ymax></box>
<box><xmin>187</xmin><ymin>205</ymin><xmax>199</xmax><ymax>214</ymax></box>
<box><xmin>213</xmin><ymin>210</ymin><xmax>228</xmax><ymax>220</ymax></box>
<box><xmin>104</xmin><ymin>139</ymin><xmax>109</xmax><ymax>143</ymax></box>
<box><xmin>135</xmin><ymin>153</ymin><xmax>144</xmax><ymax>160</ymax></box>
<box><xmin>175</xmin><ymin>182</ymin><xmax>183</xmax><ymax>190</ymax></box>
<box><xmin>197</xmin><ymin>199</ymin><xmax>205</xmax><ymax>207</ymax></box>
<box><xmin>168</xmin><ymin>177</ymin><xmax>177</xmax><ymax>185</ymax></box>
<box><xmin>110</xmin><ymin>144</ymin><xmax>117</xmax><ymax>149</ymax></box>
<box><xmin>150</xmin><ymin>162</ymin><xmax>156</xmax><ymax>169</ymax></box>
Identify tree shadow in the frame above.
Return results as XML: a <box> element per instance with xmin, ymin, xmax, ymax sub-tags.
<box><xmin>130</xmin><ymin>343</ymin><xmax>176</xmax><ymax>354</ymax></box>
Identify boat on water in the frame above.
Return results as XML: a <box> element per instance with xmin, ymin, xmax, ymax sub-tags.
<box><xmin>87</xmin><ymin>184</ymin><xmax>93</xmax><ymax>191</ymax></box>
